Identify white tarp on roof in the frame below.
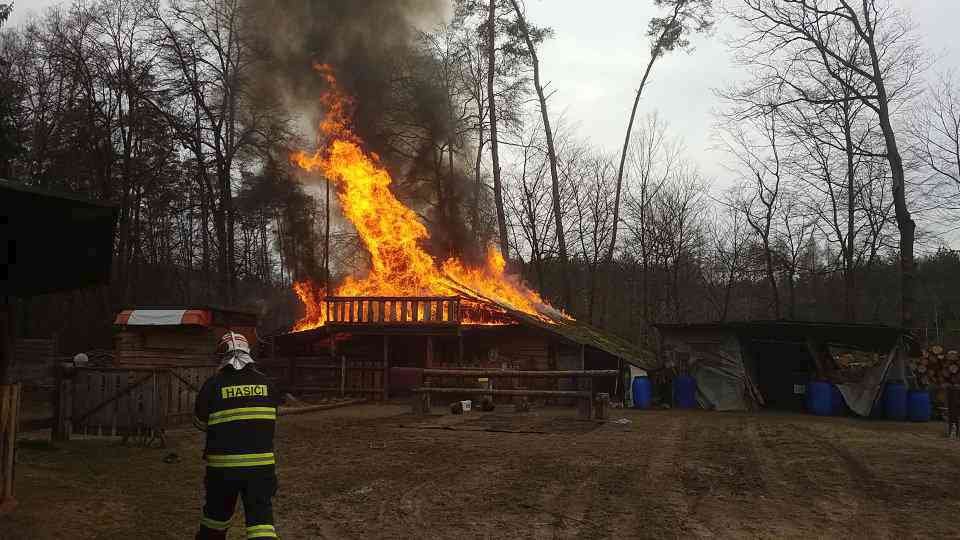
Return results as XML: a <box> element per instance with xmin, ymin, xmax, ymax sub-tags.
<box><xmin>127</xmin><ymin>309</ymin><xmax>188</xmax><ymax>326</ymax></box>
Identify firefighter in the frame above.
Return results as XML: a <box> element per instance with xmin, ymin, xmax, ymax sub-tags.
<box><xmin>193</xmin><ymin>331</ymin><xmax>279</xmax><ymax>539</ymax></box>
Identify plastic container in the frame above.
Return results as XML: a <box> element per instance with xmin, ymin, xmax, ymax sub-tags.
<box><xmin>673</xmin><ymin>375</ymin><xmax>697</xmax><ymax>409</ymax></box>
<box><xmin>631</xmin><ymin>376</ymin><xmax>653</xmax><ymax>409</ymax></box>
<box><xmin>831</xmin><ymin>384</ymin><xmax>846</xmax><ymax>416</ymax></box>
<box><xmin>807</xmin><ymin>381</ymin><xmax>833</xmax><ymax>416</ymax></box>
<box><xmin>883</xmin><ymin>381</ymin><xmax>908</xmax><ymax>421</ymax></box>
<box><xmin>907</xmin><ymin>390</ymin><xmax>931</xmax><ymax>422</ymax></box>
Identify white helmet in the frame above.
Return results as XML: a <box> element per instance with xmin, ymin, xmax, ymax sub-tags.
<box><xmin>217</xmin><ymin>331</ymin><xmax>250</xmax><ymax>356</ymax></box>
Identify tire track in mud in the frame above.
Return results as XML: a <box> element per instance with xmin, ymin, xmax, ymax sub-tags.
<box><xmin>672</xmin><ymin>416</ymin><xmax>769</xmax><ymax>538</ymax></box>
<box><xmin>787</xmin><ymin>422</ymin><xmax>895</xmax><ymax>536</ymax></box>
<box><xmin>606</xmin><ymin>414</ymin><xmax>716</xmax><ymax>538</ymax></box>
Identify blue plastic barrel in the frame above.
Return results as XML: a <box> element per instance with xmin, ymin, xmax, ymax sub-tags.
<box><xmin>673</xmin><ymin>375</ymin><xmax>697</xmax><ymax>409</ymax></box>
<box><xmin>807</xmin><ymin>381</ymin><xmax>833</xmax><ymax>416</ymax></box>
<box><xmin>631</xmin><ymin>376</ymin><xmax>652</xmax><ymax>409</ymax></box>
<box><xmin>883</xmin><ymin>381</ymin><xmax>908</xmax><ymax>421</ymax></box>
<box><xmin>831</xmin><ymin>384</ymin><xmax>846</xmax><ymax>416</ymax></box>
<box><xmin>907</xmin><ymin>390</ymin><xmax>931</xmax><ymax>422</ymax></box>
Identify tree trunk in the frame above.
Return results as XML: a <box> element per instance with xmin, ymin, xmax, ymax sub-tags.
<box><xmin>858</xmin><ymin>5</ymin><xmax>915</xmax><ymax>330</ymax></box>
<box><xmin>508</xmin><ymin>0</ymin><xmax>572</xmax><ymax>307</ymax></box>
<box><xmin>606</xmin><ymin>4</ymin><xmax>682</xmax><ymax>265</ymax></box>
<box><xmin>487</xmin><ymin>0</ymin><xmax>509</xmax><ymax>260</ymax></box>
<box><xmin>473</xmin><ymin>127</ymin><xmax>484</xmax><ymax>235</ymax></box>
<box><xmin>762</xmin><ymin>235</ymin><xmax>781</xmax><ymax>318</ymax></box>
<box><xmin>842</xmin><ymin>100</ymin><xmax>857</xmax><ymax>321</ymax></box>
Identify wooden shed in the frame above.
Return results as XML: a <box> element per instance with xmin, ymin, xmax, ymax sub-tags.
<box><xmin>267</xmin><ymin>294</ymin><xmax>654</xmax><ymax>403</ymax></box>
<box><xmin>1</xmin><ymin>178</ymin><xmax>117</xmax><ymax>512</ymax></box>
<box><xmin>112</xmin><ymin>306</ymin><xmax>259</xmax><ymax>367</ymax></box>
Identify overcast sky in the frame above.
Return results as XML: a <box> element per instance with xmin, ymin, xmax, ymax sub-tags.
<box><xmin>8</xmin><ymin>0</ymin><xmax>960</xmax><ymax>185</ymax></box>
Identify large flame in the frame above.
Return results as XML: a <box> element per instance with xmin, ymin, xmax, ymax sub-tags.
<box><xmin>291</xmin><ymin>64</ymin><xmax>560</xmax><ymax>331</ymax></box>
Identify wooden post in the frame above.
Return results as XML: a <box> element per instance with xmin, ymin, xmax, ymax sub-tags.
<box><xmin>288</xmin><ymin>356</ymin><xmax>296</xmax><ymax>395</ymax></box>
<box><xmin>0</xmin><ymin>302</ymin><xmax>11</xmax><ymax>386</ymax></box>
<box><xmin>426</xmin><ymin>336</ymin><xmax>434</xmax><ymax>369</ymax></box>
<box><xmin>382</xmin><ymin>336</ymin><xmax>390</xmax><ymax>401</ymax></box>
<box><xmin>577</xmin><ymin>375</ymin><xmax>593</xmax><ymax>419</ymax></box>
<box><xmin>595</xmin><ymin>392</ymin><xmax>610</xmax><ymax>420</ymax></box>
<box><xmin>52</xmin><ymin>363</ymin><xmax>73</xmax><ymax>442</ymax></box>
<box><xmin>457</xmin><ymin>331</ymin><xmax>464</xmax><ymax>365</ymax></box>
<box><xmin>412</xmin><ymin>380</ymin><xmax>432</xmax><ymax>415</ymax></box>
<box><xmin>339</xmin><ymin>355</ymin><xmax>346</xmax><ymax>398</ymax></box>
<box><xmin>0</xmin><ymin>383</ymin><xmax>21</xmax><ymax>513</ymax></box>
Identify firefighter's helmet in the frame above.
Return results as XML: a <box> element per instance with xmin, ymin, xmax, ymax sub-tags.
<box><xmin>217</xmin><ymin>331</ymin><xmax>250</xmax><ymax>356</ymax></box>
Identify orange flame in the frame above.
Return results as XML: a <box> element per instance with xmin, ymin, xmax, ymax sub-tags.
<box><xmin>291</xmin><ymin>64</ymin><xmax>562</xmax><ymax>331</ymax></box>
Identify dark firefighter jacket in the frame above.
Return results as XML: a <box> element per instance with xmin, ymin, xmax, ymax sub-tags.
<box><xmin>194</xmin><ymin>365</ymin><xmax>278</xmax><ymax>479</ymax></box>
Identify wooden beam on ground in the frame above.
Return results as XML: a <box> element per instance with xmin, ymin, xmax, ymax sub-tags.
<box><xmin>421</xmin><ymin>369</ymin><xmax>618</xmax><ymax>378</ymax></box>
<box><xmin>412</xmin><ymin>387</ymin><xmax>591</xmax><ymax>398</ymax></box>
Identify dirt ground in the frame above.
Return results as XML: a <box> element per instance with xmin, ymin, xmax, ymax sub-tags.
<box><xmin>3</xmin><ymin>403</ymin><xmax>959</xmax><ymax>539</ymax></box>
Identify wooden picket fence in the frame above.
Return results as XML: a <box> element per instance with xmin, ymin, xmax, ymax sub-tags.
<box><xmin>55</xmin><ymin>365</ymin><xmax>217</xmax><ymax>446</ymax></box>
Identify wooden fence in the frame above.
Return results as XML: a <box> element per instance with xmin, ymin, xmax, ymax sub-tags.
<box><xmin>0</xmin><ymin>384</ymin><xmax>22</xmax><ymax>512</ymax></box>
<box><xmin>326</xmin><ymin>296</ymin><xmax>460</xmax><ymax>325</ymax></box>
<box><xmin>55</xmin><ymin>365</ymin><xmax>217</xmax><ymax>445</ymax></box>
<box><xmin>412</xmin><ymin>369</ymin><xmax>618</xmax><ymax>418</ymax></box>
<box><xmin>259</xmin><ymin>357</ymin><xmax>387</xmax><ymax>400</ymax></box>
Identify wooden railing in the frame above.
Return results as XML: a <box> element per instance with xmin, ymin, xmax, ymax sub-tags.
<box><xmin>412</xmin><ymin>369</ymin><xmax>619</xmax><ymax>419</ymax></box>
<box><xmin>326</xmin><ymin>296</ymin><xmax>460</xmax><ymax>325</ymax></box>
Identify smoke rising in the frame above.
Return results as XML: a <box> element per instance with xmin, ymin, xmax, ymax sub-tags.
<box><xmin>247</xmin><ymin>0</ymin><xmax>481</xmax><ymax>265</ymax></box>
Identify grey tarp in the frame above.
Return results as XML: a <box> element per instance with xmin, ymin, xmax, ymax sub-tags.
<box><xmin>661</xmin><ymin>330</ymin><xmax>755</xmax><ymax>411</ymax></box>
<box><xmin>657</xmin><ymin>323</ymin><xmax>901</xmax><ymax>416</ymax></box>
<box><xmin>836</xmin><ymin>348</ymin><xmax>897</xmax><ymax>417</ymax></box>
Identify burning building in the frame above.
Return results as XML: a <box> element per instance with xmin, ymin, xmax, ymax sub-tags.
<box><xmin>267</xmin><ymin>66</ymin><xmax>652</xmax><ymax>402</ymax></box>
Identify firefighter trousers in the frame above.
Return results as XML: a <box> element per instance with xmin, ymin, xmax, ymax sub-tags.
<box><xmin>196</xmin><ymin>473</ymin><xmax>278</xmax><ymax>539</ymax></box>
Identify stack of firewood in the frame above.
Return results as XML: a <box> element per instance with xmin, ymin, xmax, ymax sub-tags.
<box><xmin>911</xmin><ymin>345</ymin><xmax>960</xmax><ymax>388</ymax></box>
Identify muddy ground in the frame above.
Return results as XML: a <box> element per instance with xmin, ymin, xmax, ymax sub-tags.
<box><xmin>2</xmin><ymin>404</ymin><xmax>959</xmax><ymax>539</ymax></box>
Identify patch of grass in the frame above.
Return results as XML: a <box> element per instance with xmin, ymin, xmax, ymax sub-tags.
<box><xmin>17</xmin><ymin>439</ymin><xmax>60</xmax><ymax>452</ymax></box>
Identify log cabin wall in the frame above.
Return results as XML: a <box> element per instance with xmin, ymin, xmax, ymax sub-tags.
<box><xmin>9</xmin><ymin>338</ymin><xmax>57</xmax><ymax>387</ymax></box>
<box><xmin>114</xmin><ymin>327</ymin><xmax>214</xmax><ymax>367</ymax></box>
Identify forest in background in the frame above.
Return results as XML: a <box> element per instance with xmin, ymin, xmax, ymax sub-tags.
<box><xmin>2</xmin><ymin>0</ymin><xmax>960</xmax><ymax>354</ymax></box>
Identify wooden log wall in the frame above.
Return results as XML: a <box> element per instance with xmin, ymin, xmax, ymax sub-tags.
<box><xmin>0</xmin><ymin>384</ymin><xmax>21</xmax><ymax>511</ymax></box>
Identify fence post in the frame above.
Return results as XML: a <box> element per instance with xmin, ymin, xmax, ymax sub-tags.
<box><xmin>382</xmin><ymin>336</ymin><xmax>390</xmax><ymax>401</ymax></box>
<box><xmin>340</xmin><ymin>355</ymin><xmax>346</xmax><ymax>397</ymax></box>
<box><xmin>0</xmin><ymin>383</ymin><xmax>22</xmax><ymax>513</ymax></box>
<box><xmin>52</xmin><ymin>364</ymin><xmax>71</xmax><ymax>442</ymax></box>
<box><xmin>577</xmin><ymin>377</ymin><xmax>594</xmax><ymax>419</ymax></box>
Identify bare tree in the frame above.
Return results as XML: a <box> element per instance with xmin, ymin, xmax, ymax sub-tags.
<box><xmin>566</xmin><ymin>146</ymin><xmax>616</xmax><ymax>323</ymax></box>
<box><xmin>506</xmin><ymin>0</ymin><xmax>571</xmax><ymax>308</ymax></box>
<box><xmin>621</xmin><ymin>114</ymin><xmax>678</xmax><ymax>333</ymax></box>
<box><xmin>729</xmin><ymin>0</ymin><xmax>923</xmax><ymax>328</ymax></box>
<box><xmin>702</xmin><ymin>199</ymin><xmax>749</xmax><ymax>322</ymax></box>
<box><xmin>720</xmin><ymin>108</ymin><xmax>784</xmax><ymax>318</ymax></box>
<box><xmin>910</xmin><ymin>72</ymin><xmax>960</xmax><ymax>212</ymax></box>
<box><xmin>484</xmin><ymin>0</ymin><xmax>511</xmax><ymax>259</ymax></box>
<box><xmin>775</xmin><ymin>195</ymin><xmax>815</xmax><ymax>319</ymax></box>
<box><xmin>505</xmin><ymin>113</ymin><xmax>554</xmax><ymax>294</ymax></box>
<box><xmin>607</xmin><ymin>0</ymin><xmax>713</xmax><ymax>266</ymax></box>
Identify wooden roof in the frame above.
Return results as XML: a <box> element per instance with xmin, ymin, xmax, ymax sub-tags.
<box><xmin>1</xmin><ymin>179</ymin><xmax>117</xmax><ymax>296</ymax></box>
